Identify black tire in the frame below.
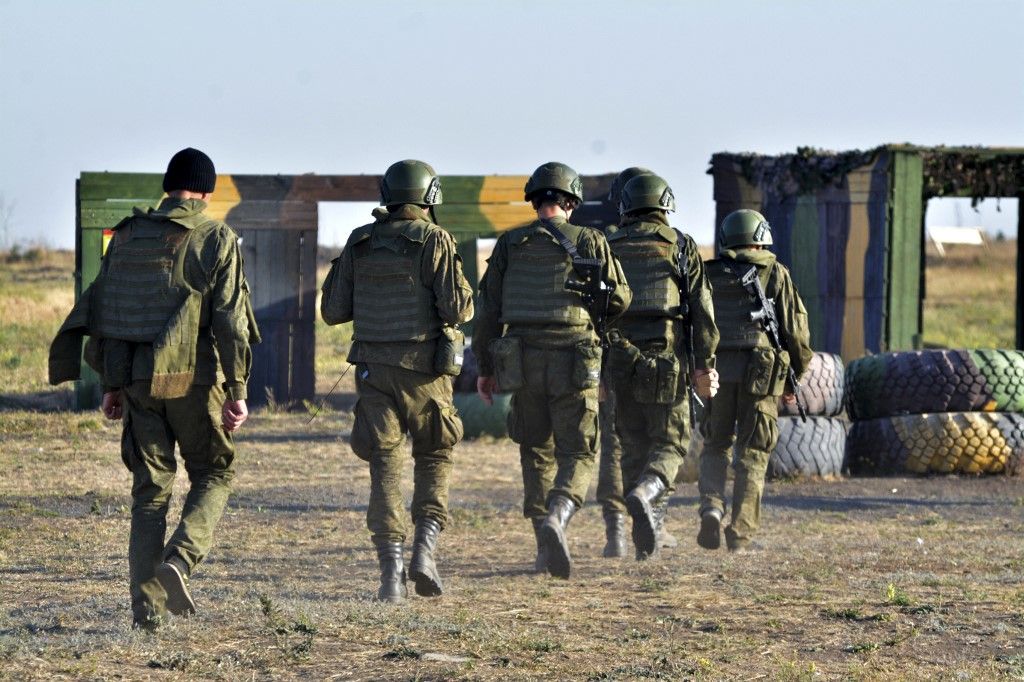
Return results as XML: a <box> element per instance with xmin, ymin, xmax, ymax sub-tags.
<box><xmin>845</xmin><ymin>349</ymin><xmax>1024</xmax><ymax>420</ymax></box>
<box><xmin>779</xmin><ymin>352</ymin><xmax>845</xmax><ymax>417</ymax></box>
<box><xmin>767</xmin><ymin>416</ymin><xmax>847</xmax><ymax>479</ymax></box>
<box><xmin>848</xmin><ymin>412</ymin><xmax>1024</xmax><ymax>476</ymax></box>
<box><xmin>453</xmin><ymin>392</ymin><xmax>511</xmax><ymax>438</ymax></box>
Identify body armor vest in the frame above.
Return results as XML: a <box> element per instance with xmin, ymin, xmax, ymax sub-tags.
<box><xmin>91</xmin><ymin>221</ymin><xmax>198</xmax><ymax>343</ymax></box>
<box><xmin>609</xmin><ymin>234</ymin><xmax>680</xmax><ymax>317</ymax></box>
<box><xmin>351</xmin><ymin>223</ymin><xmax>441</xmax><ymax>342</ymax></box>
<box><xmin>706</xmin><ymin>259</ymin><xmax>775</xmax><ymax>350</ymax></box>
<box><xmin>500</xmin><ymin>233</ymin><xmax>587</xmax><ymax>325</ymax></box>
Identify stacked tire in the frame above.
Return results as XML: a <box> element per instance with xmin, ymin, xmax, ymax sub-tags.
<box><xmin>845</xmin><ymin>349</ymin><xmax>1024</xmax><ymax>476</ymax></box>
<box><xmin>677</xmin><ymin>352</ymin><xmax>848</xmax><ymax>483</ymax></box>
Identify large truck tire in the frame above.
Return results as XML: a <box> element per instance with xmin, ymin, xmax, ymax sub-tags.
<box><xmin>779</xmin><ymin>352</ymin><xmax>845</xmax><ymax>417</ymax></box>
<box><xmin>767</xmin><ymin>416</ymin><xmax>847</xmax><ymax>479</ymax></box>
<box><xmin>845</xmin><ymin>350</ymin><xmax>1024</xmax><ymax>420</ymax></box>
<box><xmin>848</xmin><ymin>411</ymin><xmax>1024</xmax><ymax>476</ymax></box>
<box><xmin>453</xmin><ymin>392</ymin><xmax>512</xmax><ymax>438</ymax></box>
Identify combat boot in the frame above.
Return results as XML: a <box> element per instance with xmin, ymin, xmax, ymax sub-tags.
<box><xmin>540</xmin><ymin>495</ymin><xmax>577</xmax><ymax>579</ymax></box>
<box><xmin>625</xmin><ymin>475</ymin><xmax>666</xmax><ymax>560</ymax></box>
<box><xmin>531</xmin><ymin>517</ymin><xmax>549</xmax><ymax>573</ymax></box>
<box><xmin>409</xmin><ymin>518</ymin><xmax>443</xmax><ymax>597</ymax></box>
<box><xmin>375</xmin><ymin>542</ymin><xmax>407</xmax><ymax>603</ymax></box>
<box><xmin>156</xmin><ymin>555</ymin><xmax>196</xmax><ymax>617</ymax></box>
<box><xmin>697</xmin><ymin>509</ymin><xmax>723</xmax><ymax>550</ymax></box>
<box><xmin>602</xmin><ymin>511</ymin><xmax>627</xmax><ymax>558</ymax></box>
<box><xmin>654</xmin><ymin>496</ymin><xmax>678</xmax><ymax>549</ymax></box>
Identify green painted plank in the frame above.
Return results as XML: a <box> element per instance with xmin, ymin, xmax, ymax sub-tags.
<box><xmin>79</xmin><ymin>172</ymin><xmax>164</xmax><ymax>200</ymax></box>
<box><xmin>790</xmin><ymin>196</ymin><xmax>823</xmax><ymax>348</ymax></box>
<box><xmin>887</xmin><ymin>151</ymin><xmax>924</xmax><ymax>350</ymax></box>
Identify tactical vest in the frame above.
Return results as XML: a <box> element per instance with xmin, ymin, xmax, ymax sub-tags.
<box><xmin>91</xmin><ymin>220</ymin><xmax>199</xmax><ymax>343</ymax></box>
<box><xmin>500</xmin><ymin>232</ymin><xmax>587</xmax><ymax>325</ymax></box>
<box><xmin>609</xmin><ymin>233</ymin><xmax>680</xmax><ymax>317</ymax></box>
<box><xmin>706</xmin><ymin>259</ymin><xmax>775</xmax><ymax>350</ymax></box>
<box><xmin>351</xmin><ymin>222</ymin><xmax>441</xmax><ymax>342</ymax></box>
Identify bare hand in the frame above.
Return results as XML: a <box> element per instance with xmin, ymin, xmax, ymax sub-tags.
<box><xmin>222</xmin><ymin>399</ymin><xmax>248</xmax><ymax>432</ymax></box>
<box><xmin>781</xmin><ymin>393</ymin><xmax>797</xmax><ymax>405</ymax></box>
<box><xmin>692</xmin><ymin>368</ymin><xmax>720</xmax><ymax>400</ymax></box>
<box><xmin>477</xmin><ymin>376</ymin><xmax>497</xmax><ymax>406</ymax></box>
<box><xmin>101</xmin><ymin>391</ymin><xmax>123</xmax><ymax>420</ymax></box>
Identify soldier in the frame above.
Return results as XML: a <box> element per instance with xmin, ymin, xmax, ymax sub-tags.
<box><xmin>604</xmin><ymin>173</ymin><xmax>719</xmax><ymax>560</ymax></box>
<box><xmin>49</xmin><ymin>147</ymin><xmax>260</xmax><ymax>630</ymax></box>
<box><xmin>697</xmin><ymin>209</ymin><xmax>813</xmax><ymax>552</ymax></box>
<box><xmin>473</xmin><ymin>162</ymin><xmax>631</xmax><ymax>579</ymax></box>
<box><xmin>321</xmin><ymin>160</ymin><xmax>474</xmax><ymax>602</ymax></box>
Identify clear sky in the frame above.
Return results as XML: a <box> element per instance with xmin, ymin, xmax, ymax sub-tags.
<box><xmin>0</xmin><ymin>0</ymin><xmax>1021</xmax><ymax>248</ymax></box>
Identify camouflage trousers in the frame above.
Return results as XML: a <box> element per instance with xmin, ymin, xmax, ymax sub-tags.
<box><xmin>508</xmin><ymin>346</ymin><xmax>599</xmax><ymax>519</ymax></box>
<box><xmin>612</xmin><ymin>382</ymin><xmax>690</xmax><ymax>496</ymax></box>
<box><xmin>698</xmin><ymin>380</ymin><xmax>780</xmax><ymax>546</ymax></box>
<box><xmin>121</xmin><ymin>382</ymin><xmax>235</xmax><ymax>625</ymax></box>
<box><xmin>596</xmin><ymin>390</ymin><xmax>625</xmax><ymax>515</ymax></box>
<box><xmin>351</xmin><ymin>363</ymin><xmax>462</xmax><ymax>545</ymax></box>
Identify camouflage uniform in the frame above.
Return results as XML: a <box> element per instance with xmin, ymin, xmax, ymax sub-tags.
<box><xmin>606</xmin><ymin>211</ymin><xmax>718</xmax><ymax>558</ymax></box>
<box><xmin>698</xmin><ymin>247</ymin><xmax>812</xmax><ymax>550</ymax></box>
<box><xmin>473</xmin><ymin>215</ymin><xmax>630</xmax><ymax>576</ymax></box>
<box><xmin>50</xmin><ymin>196</ymin><xmax>259</xmax><ymax>627</ymax></box>
<box><xmin>321</xmin><ymin>202</ymin><xmax>473</xmax><ymax>599</ymax></box>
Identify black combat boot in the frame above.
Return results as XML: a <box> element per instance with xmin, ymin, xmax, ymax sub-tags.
<box><xmin>531</xmin><ymin>517</ymin><xmax>549</xmax><ymax>573</ymax></box>
<box><xmin>540</xmin><ymin>495</ymin><xmax>577</xmax><ymax>579</ymax></box>
<box><xmin>409</xmin><ymin>518</ymin><xmax>443</xmax><ymax>597</ymax></box>
<box><xmin>625</xmin><ymin>474</ymin><xmax>666</xmax><ymax>560</ymax></box>
<box><xmin>375</xmin><ymin>542</ymin><xmax>407</xmax><ymax>603</ymax></box>
<box><xmin>602</xmin><ymin>511</ymin><xmax>627</xmax><ymax>558</ymax></box>
<box><xmin>697</xmin><ymin>509</ymin><xmax>723</xmax><ymax>550</ymax></box>
<box><xmin>654</xmin><ymin>496</ymin><xmax>678</xmax><ymax>549</ymax></box>
<box><xmin>156</xmin><ymin>555</ymin><xmax>196</xmax><ymax>616</ymax></box>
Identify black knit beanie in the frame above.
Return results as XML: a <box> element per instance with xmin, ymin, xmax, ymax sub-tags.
<box><xmin>162</xmin><ymin>147</ymin><xmax>216</xmax><ymax>193</ymax></box>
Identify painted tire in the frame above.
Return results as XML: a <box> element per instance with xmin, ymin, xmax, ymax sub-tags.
<box><xmin>848</xmin><ymin>412</ymin><xmax>1024</xmax><ymax>476</ymax></box>
<box><xmin>845</xmin><ymin>349</ymin><xmax>1024</xmax><ymax>420</ymax></box>
<box><xmin>768</xmin><ymin>416</ymin><xmax>847</xmax><ymax>479</ymax></box>
<box><xmin>779</xmin><ymin>352</ymin><xmax>845</xmax><ymax>417</ymax></box>
<box><xmin>453</xmin><ymin>392</ymin><xmax>511</xmax><ymax>438</ymax></box>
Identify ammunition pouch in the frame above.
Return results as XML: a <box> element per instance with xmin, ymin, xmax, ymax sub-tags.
<box><xmin>572</xmin><ymin>339</ymin><xmax>602</xmax><ymax>390</ymax></box>
<box><xmin>433</xmin><ymin>326</ymin><xmax>465</xmax><ymax>376</ymax></box>
<box><xmin>631</xmin><ymin>349</ymin><xmax>680</xmax><ymax>405</ymax></box>
<box><xmin>489</xmin><ymin>336</ymin><xmax>524</xmax><ymax>392</ymax></box>
<box><xmin>745</xmin><ymin>347</ymin><xmax>790</xmax><ymax>397</ymax></box>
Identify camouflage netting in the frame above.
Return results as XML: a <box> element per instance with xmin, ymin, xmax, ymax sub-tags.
<box><xmin>920</xmin><ymin>148</ymin><xmax>1024</xmax><ymax>206</ymax></box>
<box><xmin>710</xmin><ymin>146</ymin><xmax>880</xmax><ymax>198</ymax></box>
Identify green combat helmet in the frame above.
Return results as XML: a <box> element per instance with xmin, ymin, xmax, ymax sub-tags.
<box><xmin>524</xmin><ymin>162</ymin><xmax>584</xmax><ymax>203</ymax></box>
<box><xmin>719</xmin><ymin>209</ymin><xmax>773</xmax><ymax>250</ymax></box>
<box><xmin>380</xmin><ymin>159</ymin><xmax>443</xmax><ymax>206</ymax></box>
<box><xmin>607</xmin><ymin>166</ymin><xmax>653</xmax><ymax>203</ymax></box>
<box><xmin>620</xmin><ymin>173</ymin><xmax>675</xmax><ymax>215</ymax></box>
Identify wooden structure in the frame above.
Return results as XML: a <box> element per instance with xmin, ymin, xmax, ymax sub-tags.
<box><xmin>709</xmin><ymin>146</ymin><xmax>1024</xmax><ymax>360</ymax></box>
<box><xmin>75</xmin><ymin>171</ymin><xmax>619</xmax><ymax>408</ymax></box>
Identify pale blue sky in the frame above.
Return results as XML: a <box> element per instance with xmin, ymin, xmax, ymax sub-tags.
<box><xmin>1</xmin><ymin>0</ymin><xmax>1021</xmax><ymax>248</ymax></box>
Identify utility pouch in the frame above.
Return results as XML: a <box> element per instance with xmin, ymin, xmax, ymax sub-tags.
<box><xmin>605</xmin><ymin>333</ymin><xmax>640</xmax><ymax>384</ymax></box>
<box><xmin>572</xmin><ymin>339</ymin><xmax>602</xmax><ymax>389</ymax></box>
<box><xmin>632</xmin><ymin>350</ymin><xmax>679</xmax><ymax>404</ymax></box>
<box><xmin>745</xmin><ymin>347</ymin><xmax>776</xmax><ymax>397</ymax></box>
<box><xmin>489</xmin><ymin>336</ymin><xmax>524</xmax><ymax>392</ymax></box>
<box><xmin>434</xmin><ymin>326</ymin><xmax>465</xmax><ymax>376</ymax></box>
<box><xmin>769</xmin><ymin>349</ymin><xmax>790</xmax><ymax>397</ymax></box>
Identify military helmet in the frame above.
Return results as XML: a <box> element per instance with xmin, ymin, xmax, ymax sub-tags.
<box><xmin>607</xmin><ymin>166</ymin><xmax>653</xmax><ymax>203</ymax></box>
<box><xmin>380</xmin><ymin>159</ymin><xmax>443</xmax><ymax>206</ymax></box>
<box><xmin>524</xmin><ymin>161</ymin><xmax>584</xmax><ymax>203</ymax></box>
<box><xmin>719</xmin><ymin>209</ymin><xmax>773</xmax><ymax>249</ymax></box>
<box><xmin>620</xmin><ymin>173</ymin><xmax>675</xmax><ymax>215</ymax></box>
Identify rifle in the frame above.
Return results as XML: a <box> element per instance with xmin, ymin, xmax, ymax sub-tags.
<box><xmin>675</xmin><ymin>236</ymin><xmax>704</xmax><ymax>428</ymax></box>
<box><xmin>738</xmin><ymin>265</ymin><xmax>808</xmax><ymax>422</ymax></box>
<box><xmin>541</xmin><ymin>221</ymin><xmax>616</xmax><ymax>347</ymax></box>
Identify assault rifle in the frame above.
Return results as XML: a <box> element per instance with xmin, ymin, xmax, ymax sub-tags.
<box><xmin>674</xmin><ymin>237</ymin><xmax>704</xmax><ymax>428</ymax></box>
<box><xmin>541</xmin><ymin>220</ymin><xmax>616</xmax><ymax>347</ymax></box>
<box><xmin>738</xmin><ymin>265</ymin><xmax>808</xmax><ymax>422</ymax></box>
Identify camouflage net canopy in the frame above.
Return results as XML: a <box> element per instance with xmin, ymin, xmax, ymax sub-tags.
<box><xmin>710</xmin><ymin>145</ymin><xmax>1024</xmax><ymax>204</ymax></box>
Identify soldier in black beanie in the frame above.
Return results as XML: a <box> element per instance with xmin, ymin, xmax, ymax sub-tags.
<box><xmin>163</xmin><ymin>147</ymin><xmax>217</xmax><ymax>194</ymax></box>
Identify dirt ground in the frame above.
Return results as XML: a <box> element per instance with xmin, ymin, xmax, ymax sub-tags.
<box><xmin>2</xmin><ymin>407</ymin><xmax>1023</xmax><ymax>681</ymax></box>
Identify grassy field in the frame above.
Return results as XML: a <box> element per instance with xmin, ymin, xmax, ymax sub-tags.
<box><xmin>1</xmin><ymin>249</ymin><xmax>1023</xmax><ymax>680</ymax></box>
